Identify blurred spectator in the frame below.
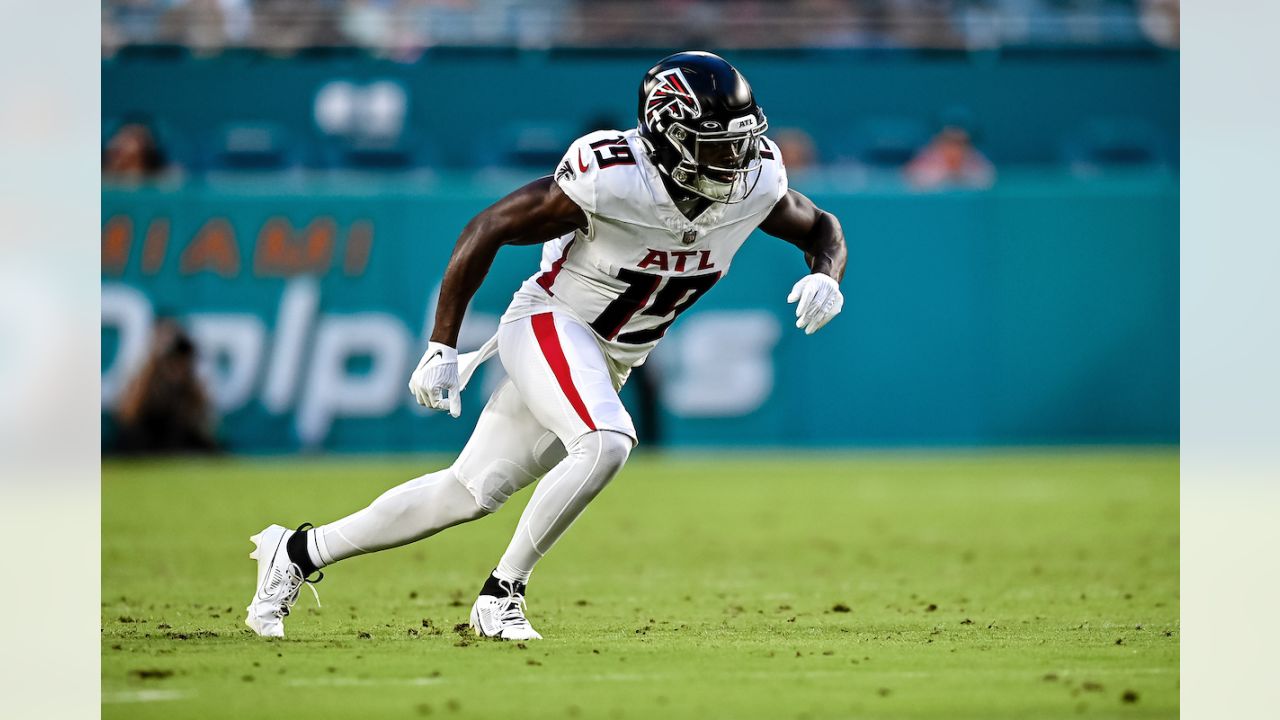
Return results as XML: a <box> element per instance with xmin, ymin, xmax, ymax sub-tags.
<box><xmin>253</xmin><ymin>0</ymin><xmax>345</xmax><ymax>54</ymax></box>
<box><xmin>1139</xmin><ymin>0</ymin><xmax>1178</xmax><ymax>48</ymax></box>
<box><xmin>114</xmin><ymin>319</ymin><xmax>220</xmax><ymax>455</ymax></box>
<box><xmin>772</xmin><ymin>128</ymin><xmax>818</xmax><ymax>172</ymax></box>
<box><xmin>157</xmin><ymin>0</ymin><xmax>236</xmax><ymax>54</ymax></box>
<box><xmin>889</xmin><ymin>0</ymin><xmax>965</xmax><ymax>49</ymax></box>
<box><xmin>341</xmin><ymin>0</ymin><xmax>394</xmax><ymax>49</ymax></box>
<box><xmin>103</xmin><ymin>122</ymin><xmax>170</xmax><ymax>181</ymax></box>
<box><xmin>102</xmin><ymin>0</ymin><xmax>167</xmax><ymax>56</ymax></box>
<box><xmin>903</xmin><ymin>126</ymin><xmax>995</xmax><ymax>190</ymax></box>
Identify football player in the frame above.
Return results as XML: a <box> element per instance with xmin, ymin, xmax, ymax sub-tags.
<box><xmin>246</xmin><ymin>51</ymin><xmax>846</xmax><ymax>640</ymax></box>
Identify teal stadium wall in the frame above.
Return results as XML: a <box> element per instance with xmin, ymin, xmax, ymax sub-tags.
<box><xmin>101</xmin><ymin>51</ymin><xmax>1178</xmax><ymax>451</ymax></box>
<box><xmin>103</xmin><ymin>49</ymin><xmax>1179</xmax><ymax>168</ymax></box>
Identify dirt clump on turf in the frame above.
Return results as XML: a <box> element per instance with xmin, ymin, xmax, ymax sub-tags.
<box><xmin>452</xmin><ymin>622</ymin><xmax>477</xmax><ymax>646</ymax></box>
<box><xmin>165</xmin><ymin>630</ymin><xmax>218</xmax><ymax>640</ymax></box>
<box><xmin>130</xmin><ymin>668</ymin><xmax>174</xmax><ymax>680</ymax></box>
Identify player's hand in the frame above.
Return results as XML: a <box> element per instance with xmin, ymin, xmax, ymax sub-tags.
<box><xmin>409</xmin><ymin>342</ymin><xmax>462</xmax><ymax>417</ymax></box>
<box><xmin>787</xmin><ymin>273</ymin><xmax>844</xmax><ymax>335</ymax></box>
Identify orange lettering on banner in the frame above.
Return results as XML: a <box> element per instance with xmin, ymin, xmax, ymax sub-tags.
<box><xmin>344</xmin><ymin>220</ymin><xmax>374</xmax><ymax>276</ymax></box>
<box><xmin>141</xmin><ymin>218</ymin><xmax>170</xmax><ymax>275</ymax></box>
<box><xmin>255</xmin><ymin>217</ymin><xmax>336</xmax><ymax>276</ymax></box>
<box><xmin>102</xmin><ymin>216</ymin><xmax>132</xmax><ymax>274</ymax></box>
<box><xmin>181</xmin><ymin>218</ymin><xmax>240</xmax><ymax>277</ymax></box>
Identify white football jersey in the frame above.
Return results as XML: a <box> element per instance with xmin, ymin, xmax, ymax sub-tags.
<box><xmin>501</xmin><ymin>128</ymin><xmax>788</xmax><ymax>378</ymax></box>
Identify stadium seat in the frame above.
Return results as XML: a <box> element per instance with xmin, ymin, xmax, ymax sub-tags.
<box><xmin>207</xmin><ymin>122</ymin><xmax>298</xmax><ymax>171</ymax></box>
<box><xmin>315</xmin><ymin>132</ymin><xmax>433</xmax><ymax>171</ymax></box>
<box><xmin>1062</xmin><ymin>117</ymin><xmax>1169</xmax><ymax>170</ymax></box>
<box><xmin>489</xmin><ymin>121</ymin><xmax>577</xmax><ymax>169</ymax></box>
<box><xmin>830</xmin><ymin>116</ymin><xmax>930</xmax><ymax>168</ymax></box>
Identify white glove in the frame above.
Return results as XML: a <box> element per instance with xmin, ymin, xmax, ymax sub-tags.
<box><xmin>408</xmin><ymin>342</ymin><xmax>461</xmax><ymax>417</ymax></box>
<box><xmin>787</xmin><ymin>273</ymin><xmax>844</xmax><ymax>335</ymax></box>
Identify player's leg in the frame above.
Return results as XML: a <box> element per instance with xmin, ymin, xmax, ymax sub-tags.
<box><xmin>245</xmin><ymin>378</ymin><xmax>565</xmax><ymax>638</ymax></box>
<box><xmin>470</xmin><ymin>312</ymin><xmax>637</xmax><ymax>640</ymax></box>
<box><xmin>299</xmin><ymin>379</ymin><xmax>566</xmax><ymax>567</ymax></box>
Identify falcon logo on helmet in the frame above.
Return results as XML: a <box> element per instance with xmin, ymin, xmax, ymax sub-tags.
<box><xmin>644</xmin><ymin>69</ymin><xmax>703</xmax><ymax>130</ymax></box>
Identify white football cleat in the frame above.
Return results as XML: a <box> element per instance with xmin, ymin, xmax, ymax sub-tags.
<box><xmin>470</xmin><ymin>581</ymin><xmax>543</xmax><ymax>640</ymax></box>
<box><xmin>245</xmin><ymin>524</ymin><xmax>321</xmax><ymax>638</ymax></box>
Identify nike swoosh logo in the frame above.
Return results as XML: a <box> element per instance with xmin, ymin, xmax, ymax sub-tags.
<box><xmin>255</xmin><ymin>533</ymin><xmax>286</xmax><ymax>601</ymax></box>
<box><xmin>577</xmin><ymin>148</ymin><xmax>589</xmax><ymax>173</ymax></box>
<box><xmin>416</xmin><ymin>350</ymin><xmax>442</xmax><ymax>373</ymax></box>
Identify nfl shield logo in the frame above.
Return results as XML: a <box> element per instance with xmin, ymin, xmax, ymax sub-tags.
<box><xmin>682</xmin><ymin>229</ymin><xmax>698</xmax><ymax>245</ymax></box>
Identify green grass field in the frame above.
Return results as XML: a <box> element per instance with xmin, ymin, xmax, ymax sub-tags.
<box><xmin>102</xmin><ymin>449</ymin><xmax>1178</xmax><ymax>719</ymax></box>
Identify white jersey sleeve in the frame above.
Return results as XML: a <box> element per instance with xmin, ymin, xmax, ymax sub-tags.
<box><xmin>552</xmin><ymin>130</ymin><xmax>637</xmax><ymax>217</ymax></box>
<box><xmin>758</xmin><ymin>136</ymin><xmax>790</xmax><ymax>212</ymax></box>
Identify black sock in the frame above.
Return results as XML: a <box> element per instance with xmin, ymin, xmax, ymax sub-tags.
<box><xmin>480</xmin><ymin>571</ymin><xmax>525</xmax><ymax>598</ymax></box>
<box><xmin>286</xmin><ymin>523</ymin><xmax>319</xmax><ymax>577</ymax></box>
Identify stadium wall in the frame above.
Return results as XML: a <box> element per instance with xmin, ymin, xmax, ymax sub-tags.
<box><xmin>101</xmin><ymin>172</ymin><xmax>1178</xmax><ymax>451</ymax></box>
<box><xmin>102</xmin><ymin>49</ymin><xmax>1179</xmax><ymax>168</ymax></box>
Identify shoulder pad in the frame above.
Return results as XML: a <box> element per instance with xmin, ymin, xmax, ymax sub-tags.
<box><xmin>553</xmin><ymin>130</ymin><xmax>637</xmax><ymax>215</ymax></box>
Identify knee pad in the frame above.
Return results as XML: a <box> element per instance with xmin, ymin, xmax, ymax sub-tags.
<box><xmin>453</xmin><ymin>431</ymin><xmax>562</xmax><ymax>513</ymax></box>
<box><xmin>570</xmin><ymin>430</ymin><xmax>633</xmax><ymax>481</ymax></box>
<box><xmin>453</xmin><ymin>458</ymin><xmax>537</xmax><ymax>513</ymax></box>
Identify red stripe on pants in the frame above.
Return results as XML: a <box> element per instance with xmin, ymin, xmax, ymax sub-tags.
<box><xmin>530</xmin><ymin>313</ymin><xmax>597</xmax><ymax>431</ymax></box>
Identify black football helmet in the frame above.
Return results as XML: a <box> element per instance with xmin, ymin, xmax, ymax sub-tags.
<box><xmin>637</xmin><ymin>51</ymin><xmax>768</xmax><ymax>203</ymax></box>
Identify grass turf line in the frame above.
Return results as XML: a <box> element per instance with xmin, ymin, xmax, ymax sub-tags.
<box><xmin>103</xmin><ymin>449</ymin><xmax>1178</xmax><ymax>719</ymax></box>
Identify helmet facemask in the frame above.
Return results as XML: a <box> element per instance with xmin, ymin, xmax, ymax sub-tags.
<box><xmin>661</xmin><ymin>117</ymin><xmax>768</xmax><ymax>204</ymax></box>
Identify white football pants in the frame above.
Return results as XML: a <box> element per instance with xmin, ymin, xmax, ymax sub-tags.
<box><xmin>306</xmin><ymin>311</ymin><xmax>637</xmax><ymax>584</ymax></box>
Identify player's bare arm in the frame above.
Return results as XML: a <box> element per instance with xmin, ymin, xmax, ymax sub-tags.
<box><xmin>407</xmin><ymin>178</ymin><xmax>586</xmax><ymax>416</ymax></box>
<box><xmin>760</xmin><ymin>188</ymin><xmax>846</xmax><ymax>280</ymax></box>
<box><xmin>759</xmin><ymin>189</ymin><xmax>848</xmax><ymax>334</ymax></box>
<box><xmin>430</xmin><ymin>178</ymin><xmax>587</xmax><ymax>348</ymax></box>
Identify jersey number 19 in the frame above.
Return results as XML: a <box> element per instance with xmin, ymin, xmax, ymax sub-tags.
<box><xmin>590</xmin><ymin>268</ymin><xmax>721</xmax><ymax>345</ymax></box>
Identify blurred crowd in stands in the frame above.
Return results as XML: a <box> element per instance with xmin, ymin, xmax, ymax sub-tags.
<box><xmin>103</xmin><ymin>0</ymin><xmax>1179</xmax><ymax>56</ymax></box>
<box><xmin>103</xmin><ymin>112</ymin><xmax>1003</xmax><ymax>190</ymax></box>
<box><xmin>102</xmin><ymin>1</ymin><xmax>1177</xmax><ymax>186</ymax></box>
<box><xmin>107</xmin><ymin>99</ymin><xmax>1176</xmax><ymax>189</ymax></box>
<box><xmin>104</xmin><ymin>67</ymin><xmax>1174</xmax><ymax>186</ymax></box>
